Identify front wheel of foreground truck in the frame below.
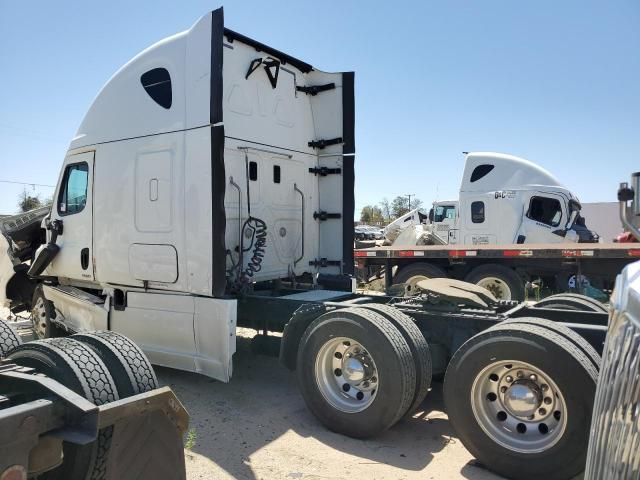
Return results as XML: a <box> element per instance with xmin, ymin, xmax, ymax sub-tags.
<box><xmin>297</xmin><ymin>308</ymin><xmax>416</xmax><ymax>438</ymax></box>
<box><xmin>30</xmin><ymin>286</ymin><xmax>64</xmax><ymax>340</ymax></box>
<box><xmin>443</xmin><ymin>322</ymin><xmax>597</xmax><ymax>480</ymax></box>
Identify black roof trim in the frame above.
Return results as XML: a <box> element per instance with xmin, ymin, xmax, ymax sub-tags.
<box><xmin>223</xmin><ymin>28</ymin><xmax>314</xmax><ymax>73</ymax></box>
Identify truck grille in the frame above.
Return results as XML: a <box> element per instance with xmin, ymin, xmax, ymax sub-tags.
<box><xmin>585</xmin><ymin>283</ymin><xmax>640</xmax><ymax>479</ymax></box>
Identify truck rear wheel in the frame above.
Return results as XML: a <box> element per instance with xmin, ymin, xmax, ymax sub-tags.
<box><xmin>393</xmin><ymin>263</ymin><xmax>446</xmax><ymax>295</ymax></box>
<box><xmin>534</xmin><ymin>293</ymin><xmax>607</xmax><ymax>313</ymax></box>
<box><xmin>0</xmin><ymin>318</ymin><xmax>22</xmax><ymax>357</ymax></box>
<box><xmin>465</xmin><ymin>264</ymin><xmax>524</xmax><ymax>301</ymax></box>
<box><xmin>501</xmin><ymin>317</ymin><xmax>601</xmax><ymax>369</ymax></box>
<box><xmin>297</xmin><ymin>307</ymin><xmax>416</xmax><ymax>438</ymax></box>
<box><xmin>444</xmin><ymin>323</ymin><xmax>596</xmax><ymax>480</ymax></box>
<box><xmin>357</xmin><ymin>303</ymin><xmax>432</xmax><ymax>417</ymax></box>
<box><xmin>73</xmin><ymin>331</ymin><xmax>158</xmax><ymax>398</ymax></box>
<box><xmin>7</xmin><ymin>337</ymin><xmax>119</xmax><ymax>480</ymax></box>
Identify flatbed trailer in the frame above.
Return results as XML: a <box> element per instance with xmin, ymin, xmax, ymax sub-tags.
<box><xmin>355</xmin><ymin>242</ymin><xmax>639</xmax><ymax>299</ymax></box>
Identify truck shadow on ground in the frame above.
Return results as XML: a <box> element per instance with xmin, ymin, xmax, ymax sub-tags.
<box><xmin>157</xmin><ymin>334</ymin><xmax>497</xmax><ymax>480</ymax></box>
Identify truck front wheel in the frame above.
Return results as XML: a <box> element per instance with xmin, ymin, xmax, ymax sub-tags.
<box><xmin>444</xmin><ymin>322</ymin><xmax>597</xmax><ymax>480</ymax></box>
<box><xmin>297</xmin><ymin>308</ymin><xmax>416</xmax><ymax>438</ymax></box>
<box><xmin>30</xmin><ymin>286</ymin><xmax>63</xmax><ymax>340</ymax></box>
<box><xmin>465</xmin><ymin>264</ymin><xmax>524</xmax><ymax>301</ymax></box>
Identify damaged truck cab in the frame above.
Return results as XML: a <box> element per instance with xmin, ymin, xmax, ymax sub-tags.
<box><xmin>2</xmin><ymin>8</ymin><xmax>354</xmax><ymax>382</ymax></box>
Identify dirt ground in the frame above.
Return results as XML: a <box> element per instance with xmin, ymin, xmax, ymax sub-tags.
<box><xmin>1</xmin><ymin>308</ymin><xmax>502</xmax><ymax>480</ymax></box>
<box><xmin>163</xmin><ymin>330</ymin><xmax>503</xmax><ymax>480</ymax></box>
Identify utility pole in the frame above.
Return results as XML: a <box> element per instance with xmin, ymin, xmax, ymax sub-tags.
<box><xmin>406</xmin><ymin>194</ymin><xmax>414</xmax><ymax>211</ymax></box>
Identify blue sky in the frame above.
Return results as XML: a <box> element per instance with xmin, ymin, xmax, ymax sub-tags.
<box><xmin>0</xmin><ymin>1</ymin><xmax>638</xmax><ymax>216</ymax></box>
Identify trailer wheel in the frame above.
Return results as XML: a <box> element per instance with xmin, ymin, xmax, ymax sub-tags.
<box><xmin>0</xmin><ymin>318</ymin><xmax>22</xmax><ymax>357</ymax></box>
<box><xmin>7</xmin><ymin>337</ymin><xmax>119</xmax><ymax>480</ymax></box>
<box><xmin>534</xmin><ymin>293</ymin><xmax>608</xmax><ymax>313</ymax></box>
<box><xmin>30</xmin><ymin>285</ymin><xmax>63</xmax><ymax>340</ymax></box>
<box><xmin>357</xmin><ymin>303</ymin><xmax>432</xmax><ymax>417</ymax></box>
<box><xmin>464</xmin><ymin>264</ymin><xmax>524</xmax><ymax>301</ymax></box>
<box><xmin>393</xmin><ymin>263</ymin><xmax>446</xmax><ymax>295</ymax></box>
<box><xmin>297</xmin><ymin>307</ymin><xmax>416</xmax><ymax>438</ymax></box>
<box><xmin>73</xmin><ymin>331</ymin><xmax>158</xmax><ymax>397</ymax></box>
<box><xmin>444</xmin><ymin>323</ymin><xmax>596</xmax><ymax>480</ymax></box>
<box><xmin>500</xmin><ymin>317</ymin><xmax>601</xmax><ymax>369</ymax></box>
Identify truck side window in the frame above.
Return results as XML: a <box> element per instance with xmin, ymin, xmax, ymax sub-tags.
<box><xmin>58</xmin><ymin>163</ymin><xmax>88</xmax><ymax>215</ymax></box>
<box><xmin>470</xmin><ymin>164</ymin><xmax>494</xmax><ymax>182</ymax></box>
<box><xmin>140</xmin><ymin>68</ymin><xmax>172</xmax><ymax>109</ymax></box>
<box><xmin>471</xmin><ymin>201</ymin><xmax>485</xmax><ymax>223</ymax></box>
<box><xmin>527</xmin><ymin>196</ymin><xmax>562</xmax><ymax>227</ymax></box>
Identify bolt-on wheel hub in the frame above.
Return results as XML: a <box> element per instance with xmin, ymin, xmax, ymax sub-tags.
<box><xmin>476</xmin><ymin>276</ymin><xmax>512</xmax><ymax>300</ymax></box>
<box><xmin>471</xmin><ymin>360</ymin><xmax>567</xmax><ymax>453</ymax></box>
<box><xmin>31</xmin><ymin>297</ymin><xmax>48</xmax><ymax>339</ymax></box>
<box><xmin>503</xmin><ymin>380</ymin><xmax>542</xmax><ymax>418</ymax></box>
<box><xmin>314</xmin><ymin>337</ymin><xmax>379</xmax><ymax>413</ymax></box>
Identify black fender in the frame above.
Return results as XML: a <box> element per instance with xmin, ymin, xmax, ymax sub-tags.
<box><xmin>279</xmin><ymin>303</ymin><xmax>328</xmax><ymax>371</ymax></box>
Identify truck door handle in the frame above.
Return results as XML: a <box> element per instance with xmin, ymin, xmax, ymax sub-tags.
<box><xmin>81</xmin><ymin>248</ymin><xmax>90</xmax><ymax>270</ymax></box>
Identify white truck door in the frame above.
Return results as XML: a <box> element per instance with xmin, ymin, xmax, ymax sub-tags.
<box><xmin>47</xmin><ymin>152</ymin><xmax>95</xmax><ymax>282</ymax></box>
<box><xmin>433</xmin><ymin>204</ymin><xmax>457</xmax><ymax>244</ymax></box>
<box><xmin>518</xmin><ymin>193</ymin><xmax>568</xmax><ymax>243</ymax></box>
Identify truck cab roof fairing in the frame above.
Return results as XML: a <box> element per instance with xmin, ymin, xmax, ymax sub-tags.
<box><xmin>461</xmin><ymin>152</ymin><xmax>565</xmax><ymax>193</ymax></box>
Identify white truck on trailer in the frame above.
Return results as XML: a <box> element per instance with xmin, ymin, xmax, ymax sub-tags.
<box><xmin>0</xmin><ymin>9</ymin><xmax>620</xmax><ymax>479</ymax></box>
<box><xmin>387</xmin><ymin>151</ymin><xmax>599</xmax><ymax>247</ymax></box>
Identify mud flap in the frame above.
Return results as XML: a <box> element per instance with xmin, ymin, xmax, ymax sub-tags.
<box><xmin>104</xmin><ymin>408</ymin><xmax>187</xmax><ymax>479</ymax></box>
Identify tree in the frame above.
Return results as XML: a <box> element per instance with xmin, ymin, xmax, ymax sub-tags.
<box><xmin>379</xmin><ymin>198</ymin><xmax>392</xmax><ymax>223</ymax></box>
<box><xmin>360</xmin><ymin>205</ymin><xmax>384</xmax><ymax>225</ymax></box>
<box><xmin>390</xmin><ymin>196</ymin><xmax>423</xmax><ymax>219</ymax></box>
<box><xmin>17</xmin><ymin>189</ymin><xmax>42</xmax><ymax>212</ymax></box>
<box><xmin>390</xmin><ymin>196</ymin><xmax>409</xmax><ymax>218</ymax></box>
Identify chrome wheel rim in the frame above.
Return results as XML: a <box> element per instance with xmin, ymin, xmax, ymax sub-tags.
<box><xmin>471</xmin><ymin>360</ymin><xmax>567</xmax><ymax>453</ymax></box>
<box><xmin>314</xmin><ymin>337</ymin><xmax>379</xmax><ymax>413</ymax></box>
<box><xmin>476</xmin><ymin>276</ymin><xmax>512</xmax><ymax>300</ymax></box>
<box><xmin>31</xmin><ymin>297</ymin><xmax>48</xmax><ymax>339</ymax></box>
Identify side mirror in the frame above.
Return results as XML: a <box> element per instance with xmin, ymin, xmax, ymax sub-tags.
<box><xmin>619</xmin><ymin>174</ymin><xmax>640</xmax><ymax>241</ymax></box>
<box><xmin>428</xmin><ymin>208</ymin><xmax>434</xmax><ymax>222</ymax></box>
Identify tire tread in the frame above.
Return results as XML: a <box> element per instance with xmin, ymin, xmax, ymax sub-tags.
<box><xmin>358</xmin><ymin>304</ymin><xmax>432</xmax><ymax>416</ymax></box>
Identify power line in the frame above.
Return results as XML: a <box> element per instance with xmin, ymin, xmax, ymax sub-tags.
<box><xmin>0</xmin><ymin>179</ymin><xmax>55</xmax><ymax>188</ymax></box>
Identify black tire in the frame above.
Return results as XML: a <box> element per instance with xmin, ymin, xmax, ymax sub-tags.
<box><xmin>0</xmin><ymin>318</ymin><xmax>22</xmax><ymax>357</ymax></box>
<box><xmin>30</xmin><ymin>285</ymin><xmax>64</xmax><ymax>340</ymax></box>
<box><xmin>500</xmin><ymin>317</ymin><xmax>601</xmax><ymax>369</ymax></box>
<box><xmin>464</xmin><ymin>264</ymin><xmax>525</xmax><ymax>301</ymax></box>
<box><xmin>7</xmin><ymin>338</ymin><xmax>119</xmax><ymax>480</ymax></box>
<box><xmin>73</xmin><ymin>331</ymin><xmax>158</xmax><ymax>398</ymax></box>
<box><xmin>297</xmin><ymin>307</ymin><xmax>416</xmax><ymax>438</ymax></box>
<box><xmin>444</xmin><ymin>323</ymin><xmax>597</xmax><ymax>480</ymax></box>
<box><xmin>393</xmin><ymin>262</ymin><xmax>446</xmax><ymax>295</ymax></box>
<box><xmin>357</xmin><ymin>303</ymin><xmax>432</xmax><ymax>417</ymax></box>
<box><xmin>534</xmin><ymin>293</ymin><xmax>608</xmax><ymax>313</ymax></box>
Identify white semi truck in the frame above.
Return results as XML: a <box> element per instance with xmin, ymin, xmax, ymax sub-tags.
<box><xmin>0</xmin><ymin>9</ymin><xmax>623</xmax><ymax>479</ymax></box>
<box><xmin>360</xmin><ymin>153</ymin><xmax>635</xmax><ymax>301</ymax></box>
<box><xmin>386</xmin><ymin>152</ymin><xmax>599</xmax><ymax>247</ymax></box>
